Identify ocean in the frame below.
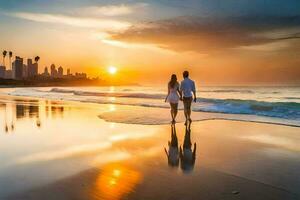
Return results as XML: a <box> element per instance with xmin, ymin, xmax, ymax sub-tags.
<box><xmin>1</xmin><ymin>86</ymin><xmax>300</xmax><ymax>126</ymax></box>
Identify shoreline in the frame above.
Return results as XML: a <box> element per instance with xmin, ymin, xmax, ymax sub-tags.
<box><xmin>99</xmin><ymin>114</ymin><xmax>300</xmax><ymax>128</ymax></box>
<box><xmin>1</xmin><ymin>92</ymin><xmax>299</xmax><ymax>128</ymax></box>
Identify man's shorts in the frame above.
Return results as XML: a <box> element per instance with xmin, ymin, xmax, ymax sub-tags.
<box><xmin>183</xmin><ymin>97</ymin><xmax>193</xmax><ymax>110</ymax></box>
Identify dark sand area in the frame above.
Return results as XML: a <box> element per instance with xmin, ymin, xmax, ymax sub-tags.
<box><xmin>6</xmin><ymin>161</ymin><xmax>297</xmax><ymax>200</ymax></box>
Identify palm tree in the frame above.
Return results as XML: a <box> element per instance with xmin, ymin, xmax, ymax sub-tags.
<box><xmin>2</xmin><ymin>50</ymin><xmax>7</xmax><ymax>67</ymax></box>
<box><xmin>34</xmin><ymin>56</ymin><xmax>40</xmax><ymax>63</ymax></box>
<box><xmin>9</xmin><ymin>51</ymin><xmax>12</xmax><ymax>70</ymax></box>
<box><xmin>34</xmin><ymin>56</ymin><xmax>40</xmax><ymax>76</ymax></box>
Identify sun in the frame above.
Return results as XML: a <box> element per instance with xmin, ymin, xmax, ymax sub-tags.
<box><xmin>108</xmin><ymin>66</ymin><xmax>117</xmax><ymax>74</ymax></box>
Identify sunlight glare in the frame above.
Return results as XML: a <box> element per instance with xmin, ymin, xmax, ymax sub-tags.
<box><xmin>94</xmin><ymin>163</ymin><xmax>141</xmax><ymax>200</ymax></box>
<box><xmin>108</xmin><ymin>66</ymin><xmax>117</xmax><ymax>74</ymax></box>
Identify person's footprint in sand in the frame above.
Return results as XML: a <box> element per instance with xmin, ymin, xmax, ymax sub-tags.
<box><xmin>164</xmin><ymin>124</ymin><xmax>180</xmax><ymax>167</ymax></box>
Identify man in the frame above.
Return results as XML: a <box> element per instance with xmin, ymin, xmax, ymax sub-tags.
<box><xmin>180</xmin><ymin>71</ymin><xmax>196</xmax><ymax>125</ymax></box>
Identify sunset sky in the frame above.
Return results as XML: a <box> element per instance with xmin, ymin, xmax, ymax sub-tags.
<box><xmin>0</xmin><ymin>0</ymin><xmax>300</xmax><ymax>85</ymax></box>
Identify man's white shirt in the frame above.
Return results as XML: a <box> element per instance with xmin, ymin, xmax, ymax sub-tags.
<box><xmin>180</xmin><ymin>78</ymin><xmax>196</xmax><ymax>97</ymax></box>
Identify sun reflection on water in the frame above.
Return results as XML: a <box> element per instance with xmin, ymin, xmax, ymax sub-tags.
<box><xmin>108</xmin><ymin>97</ymin><xmax>116</xmax><ymax>102</ymax></box>
<box><xmin>109</xmin><ymin>104</ymin><xmax>116</xmax><ymax>112</ymax></box>
<box><xmin>92</xmin><ymin>163</ymin><xmax>142</xmax><ymax>200</ymax></box>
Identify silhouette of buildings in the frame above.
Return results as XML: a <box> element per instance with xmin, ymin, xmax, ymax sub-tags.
<box><xmin>43</xmin><ymin>66</ymin><xmax>50</xmax><ymax>76</ymax></box>
<box><xmin>12</xmin><ymin>56</ymin><xmax>23</xmax><ymax>80</ymax></box>
<box><xmin>58</xmin><ymin>66</ymin><xmax>63</xmax><ymax>77</ymax></box>
<box><xmin>26</xmin><ymin>59</ymin><xmax>32</xmax><ymax>77</ymax></box>
<box><xmin>50</xmin><ymin>64</ymin><xmax>57</xmax><ymax>77</ymax></box>
<box><xmin>27</xmin><ymin>58</ymin><xmax>38</xmax><ymax>77</ymax></box>
<box><xmin>75</xmin><ymin>72</ymin><xmax>87</xmax><ymax>79</ymax></box>
<box><xmin>0</xmin><ymin>65</ymin><xmax>5</xmax><ymax>78</ymax></box>
<box><xmin>48</xmin><ymin>65</ymin><xmax>87</xmax><ymax>79</ymax></box>
<box><xmin>0</xmin><ymin>52</ymin><xmax>88</xmax><ymax>80</ymax></box>
<box><xmin>5</xmin><ymin>70</ymin><xmax>12</xmax><ymax>79</ymax></box>
<box><xmin>22</xmin><ymin>63</ymin><xmax>28</xmax><ymax>78</ymax></box>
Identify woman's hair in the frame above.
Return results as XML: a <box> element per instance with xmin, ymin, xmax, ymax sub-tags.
<box><xmin>169</xmin><ymin>74</ymin><xmax>178</xmax><ymax>88</ymax></box>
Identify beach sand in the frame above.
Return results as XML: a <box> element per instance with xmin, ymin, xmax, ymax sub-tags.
<box><xmin>0</xmin><ymin>95</ymin><xmax>299</xmax><ymax>200</ymax></box>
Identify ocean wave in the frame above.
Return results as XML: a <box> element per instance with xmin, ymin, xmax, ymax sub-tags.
<box><xmin>50</xmin><ymin>88</ymin><xmax>165</xmax><ymax>99</ymax></box>
<box><xmin>199</xmin><ymin>89</ymin><xmax>254</xmax><ymax>93</ymax></box>
<box><xmin>284</xmin><ymin>97</ymin><xmax>300</xmax><ymax>100</ymax></box>
<box><xmin>6</xmin><ymin>87</ymin><xmax>300</xmax><ymax>122</ymax></box>
<box><xmin>50</xmin><ymin>87</ymin><xmax>285</xmax><ymax>98</ymax></box>
<box><xmin>195</xmin><ymin>98</ymin><xmax>300</xmax><ymax>120</ymax></box>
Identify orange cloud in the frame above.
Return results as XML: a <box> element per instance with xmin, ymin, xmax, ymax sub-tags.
<box><xmin>8</xmin><ymin>12</ymin><xmax>131</xmax><ymax>31</ymax></box>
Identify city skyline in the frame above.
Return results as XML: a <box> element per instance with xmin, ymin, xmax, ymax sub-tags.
<box><xmin>0</xmin><ymin>0</ymin><xmax>300</xmax><ymax>85</ymax></box>
<box><xmin>0</xmin><ymin>52</ymin><xmax>87</xmax><ymax>80</ymax></box>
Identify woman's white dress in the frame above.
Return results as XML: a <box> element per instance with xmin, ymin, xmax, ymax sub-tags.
<box><xmin>167</xmin><ymin>84</ymin><xmax>180</xmax><ymax>104</ymax></box>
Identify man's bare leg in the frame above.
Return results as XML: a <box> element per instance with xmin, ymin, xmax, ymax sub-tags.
<box><xmin>187</xmin><ymin>100</ymin><xmax>192</xmax><ymax>123</ymax></box>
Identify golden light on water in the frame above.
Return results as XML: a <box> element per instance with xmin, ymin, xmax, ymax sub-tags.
<box><xmin>109</xmin><ymin>104</ymin><xmax>116</xmax><ymax>112</ymax></box>
<box><xmin>113</xmin><ymin>169</ymin><xmax>121</xmax><ymax>177</ymax></box>
<box><xmin>108</xmin><ymin>66</ymin><xmax>117</xmax><ymax>74</ymax></box>
<box><xmin>109</xmin><ymin>86</ymin><xmax>115</xmax><ymax>93</ymax></box>
<box><xmin>93</xmin><ymin>163</ymin><xmax>142</xmax><ymax>200</ymax></box>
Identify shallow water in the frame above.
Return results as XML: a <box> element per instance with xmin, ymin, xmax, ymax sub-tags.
<box><xmin>2</xmin><ymin>86</ymin><xmax>300</xmax><ymax>126</ymax></box>
<box><xmin>0</xmin><ymin>95</ymin><xmax>299</xmax><ymax>199</ymax></box>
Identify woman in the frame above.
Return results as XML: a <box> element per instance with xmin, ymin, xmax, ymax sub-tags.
<box><xmin>165</xmin><ymin>74</ymin><xmax>182</xmax><ymax>124</ymax></box>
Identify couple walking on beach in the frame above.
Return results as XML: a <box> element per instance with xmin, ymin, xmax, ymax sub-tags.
<box><xmin>165</xmin><ymin>70</ymin><xmax>196</xmax><ymax>125</ymax></box>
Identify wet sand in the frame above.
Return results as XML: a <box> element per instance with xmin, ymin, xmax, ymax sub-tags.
<box><xmin>0</xmin><ymin>95</ymin><xmax>299</xmax><ymax>200</ymax></box>
<box><xmin>6</xmin><ymin>162</ymin><xmax>297</xmax><ymax>200</ymax></box>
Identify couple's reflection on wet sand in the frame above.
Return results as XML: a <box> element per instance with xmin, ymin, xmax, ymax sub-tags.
<box><xmin>165</xmin><ymin>123</ymin><xmax>196</xmax><ymax>172</ymax></box>
<box><xmin>164</xmin><ymin>124</ymin><xmax>180</xmax><ymax>167</ymax></box>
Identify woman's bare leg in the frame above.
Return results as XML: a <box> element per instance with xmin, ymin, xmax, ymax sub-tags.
<box><xmin>170</xmin><ymin>103</ymin><xmax>175</xmax><ymax>122</ymax></box>
<box><xmin>170</xmin><ymin>103</ymin><xmax>177</xmax><ymax>123</ymax></box>
<box><xmin>173</xmin><ymin>103</ymin><xmax>178</xmax><ymax>122</ymax></box>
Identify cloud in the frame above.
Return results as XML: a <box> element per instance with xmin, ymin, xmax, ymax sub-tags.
<box><xmin>8</xmin><ymin>11</ymin><xmax>131</xmax><ymax>31</ymax></box>
<box><xmin>257</xmin><ymin>30</ymin><xmax>300</xmax><ymax>41</ymax></box>
<box><xmin>79</xmin><ymin>3</ymin><xmax>148</xmax><ymax>17</ymax></box>
<box><xmin>238</xmin><ymin>40</ymin><xmax>291</xmax><ymax>51</ymax></box>
<box><xmin>101</xmin><ymin>39</ymin><xmax>175</xmax><ymax>54</ymax></box>
<box><xmin>85</xmin><ymin>5</ymin><xmax>132</xmax><ymax>16</ymax></box>
<box><xmin>109</xmin><ymin>15</ymin><xmax>300</xmax><ymax>53</ymax></box>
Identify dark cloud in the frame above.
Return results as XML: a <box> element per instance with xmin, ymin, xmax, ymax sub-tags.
<box><xmin>110</xmin><ymin>15</ymin><xmax>300</xmax><ymax>52</ymax></box>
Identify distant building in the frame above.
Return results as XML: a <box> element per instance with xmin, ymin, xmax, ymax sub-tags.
<box><xmin>32</xmin><ymin>62</ymin><xmax>38</xmax><ymax>76</ymax></box>
<box><xmin>12</xmin><ymin>56</ymin><xmax>23</xmax><ymax>80</ymax></box>
<box><xmin>50</xmin><ymin>64</ymin><xmax>57</xmax><ymax>77</ymax></box>
<box><xmin>22</xmin><ymin>64</ymin><xmax>28</xmax><ymax>78</ymax></box>
<box><xmin>43</xmin><ymin>66</ymin><xmax>50</xmax><ymax>76</ymax></box>
<box><xmin>27</xmin><ymin>59</ymin><xmax>32</xmax><ymax>67</ymax></box>
<box><xmin>27</xmin><ymin>59</ymin><xmax>33</xmax><ymax>77</ymax></box>
<box><xmin>58</xmin><ymin>66</ymin><xmax>63</xmax><ymax>77</ymax></box>
<box><xmin>67</xmin><ymin>68</ymin><xmax>71</xmax><ymax>75</ymax></box>
<box><xmin>75</xmin><ymin>72</ymin><xmax>87</xmax><ymax>79</ymax></box>
<box><xmin>5</xmin><ymin>70</ymin><xmax>12</xmax><ymax>79</ymax></box>
<box><xmin>0</xmin><ymin>66</ymin><xmax>5</xmax><ymax>78</ymax></box>
<box><xmin>27</xmin><ymin>59</ymin><xmax>38</xmax><ymax>77</ymax></box>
